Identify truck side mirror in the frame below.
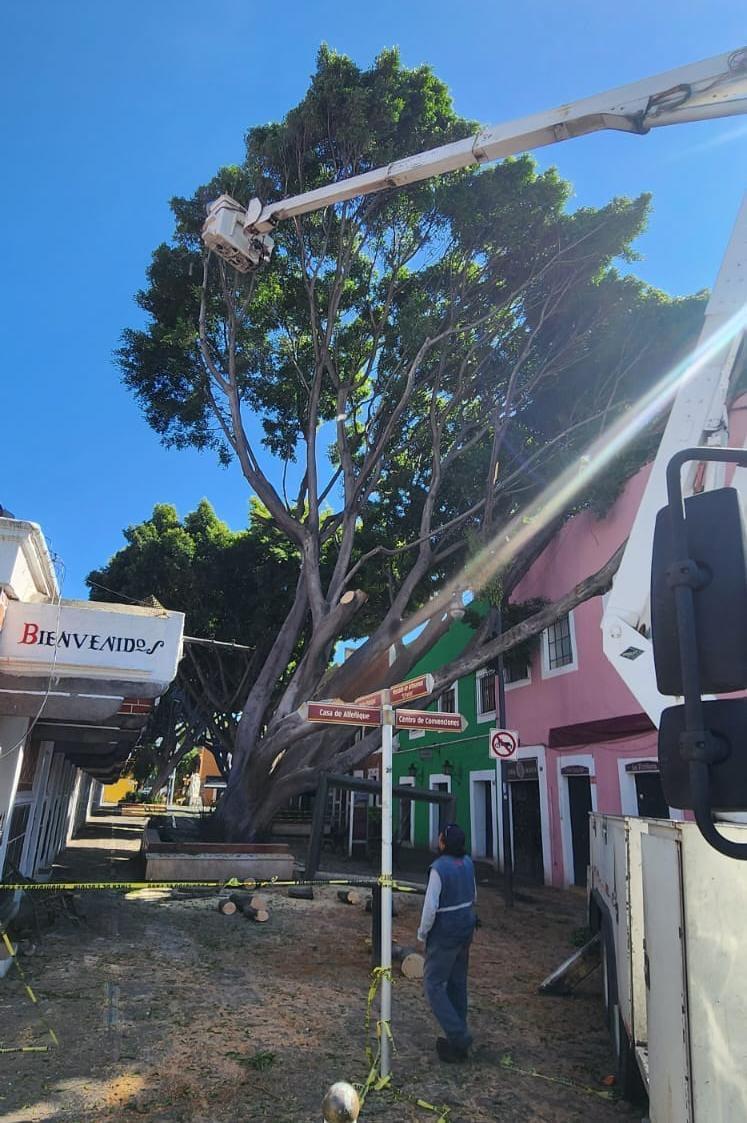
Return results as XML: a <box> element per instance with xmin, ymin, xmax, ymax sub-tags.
<box><xmin>651</xmin><ymin>448</ymin><xmax>747</xmax><ymax>859</ymax></box>
<box><xmin>659</xmin><ymin>699</ymin><xmax>747</xmax><ymax>810</ymax></box>
<box><xmin>651</xmin><ymin>487</ymin><xmax>747</xmax><ymax>695</ymax></box>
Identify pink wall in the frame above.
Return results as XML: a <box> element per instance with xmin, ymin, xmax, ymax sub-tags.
<box><xmin>502</xmin><ymin>397</ymin><xmax>747</xmax><ymax>885</ymax></box>
<box><xmin>506</xmin><ymin>464</ymin><xmax>651</xmax><ymax>742</ymax></box>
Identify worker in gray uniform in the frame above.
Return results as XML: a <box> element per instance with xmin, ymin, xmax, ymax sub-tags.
<box><xmin>417</xmin><ymin>822</ymin><xmax>477</xmax><ymax>1062</ymax></box>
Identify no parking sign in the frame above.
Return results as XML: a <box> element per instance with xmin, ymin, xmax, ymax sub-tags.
<box><xmin>489</xmin><ymin>728</ymin><xmax>519</xmax><ymax>760</ymax></box>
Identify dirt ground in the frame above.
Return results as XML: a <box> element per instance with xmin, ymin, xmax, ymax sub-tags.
<box><xmin>0</xmin><ymin>816</ymin><xmax>644</xmax><ymax>1123</ymax></box>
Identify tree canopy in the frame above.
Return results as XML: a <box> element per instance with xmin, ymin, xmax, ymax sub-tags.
<box><xmin>114</xmin><ymin>46</ymin><xmax>705</xmax><ymax>837</ymax></box>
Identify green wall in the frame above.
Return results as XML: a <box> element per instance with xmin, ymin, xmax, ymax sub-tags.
<box><xmin>393</xmin><ymin>614</ymin><xmax>496</xmax><ymax>855</ymax></box>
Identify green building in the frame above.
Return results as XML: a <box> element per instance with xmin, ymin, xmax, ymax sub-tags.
<box><xmin>393</xmin><ymin>616</ymin><xmax>499</xmax><ymax>864</ymax></box>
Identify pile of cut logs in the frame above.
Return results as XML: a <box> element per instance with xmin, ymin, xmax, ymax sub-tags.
<box><xmin>216</xmin><ymin>884</ymin><xmax>425</xmax><ymax>978</ymax></box>
<box><xmin>218</xmin><ymin>892</ymin><xmax>269</xmax><ymax>923</ymax></box>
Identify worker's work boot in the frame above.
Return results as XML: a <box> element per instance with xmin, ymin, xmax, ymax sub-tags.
<box><xmin>436</xmin><ymin>1037</ymin><xmax>468</xmax><ymax>1063</ymax></box>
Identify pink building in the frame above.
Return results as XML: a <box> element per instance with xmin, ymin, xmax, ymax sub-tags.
<box><xmin>501</xmin><ymin>399</ymin><xmax>747</xmax><ymax>889</ymax></box>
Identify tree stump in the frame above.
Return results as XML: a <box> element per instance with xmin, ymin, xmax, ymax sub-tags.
<box><xmin>337</xmin><ymin>889</ymin><xmax>363</xmax><ymax>906</ymax></box>
<box><xmin>392</xmin><ymin>943</ymin><xmax>424</xmax><ymax>978</ymax></box>
<box><xmin>243</xmin><ymin>904</ymin><xmax>270</xmax><ymax>923</ymax></box>
<box><xmin>288</xmin><ymin>885</ymin><xmax>314</xmax><ymax>900</ymax></box>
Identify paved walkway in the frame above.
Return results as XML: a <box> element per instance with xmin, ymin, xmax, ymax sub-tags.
<box><xmin>48</xmin><ymin>811</ymin><xmax>146</xmax><ymax>884</ymax></box>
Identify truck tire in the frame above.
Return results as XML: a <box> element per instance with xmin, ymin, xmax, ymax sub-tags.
<box><xmin>614</xmin><ymin>1008</ymin><xmax>647</xmax><ymax>1104</ymax></box>
<box><xmin>600</xmin><ymin>927</ymin><xmax>616</xmax><ymax>1033</ymax></box>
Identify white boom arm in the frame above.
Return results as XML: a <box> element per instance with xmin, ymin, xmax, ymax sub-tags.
<box><xmin>602</xmin><ymin>195</ymin><xmax>747</xmax><ymax>726</ymax></box>
<box><xmin>203</xmin><ymin>47</ymin><xmax>747</xmax><ymax>269</ymax></box>
<box><xmin>201</xmin><ymin>44</ymin><xmax>747</xmax><ymax>733</ymax></box>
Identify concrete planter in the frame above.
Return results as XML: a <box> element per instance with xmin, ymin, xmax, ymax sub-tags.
<box><xmin>121</xmin><ymin>803</ymin><xmax>166</xmax><ymax>817</ymax></box>
<box><xmin>141</xmin><ymin>828</ymin><xmax>294</xmax><ymax>882</ymax></box>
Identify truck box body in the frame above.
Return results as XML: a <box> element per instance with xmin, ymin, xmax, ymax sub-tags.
<box><xmin>590</xmin><ymin>813</ymin><xmax>747</xmax><ymax>1121</ymax></box>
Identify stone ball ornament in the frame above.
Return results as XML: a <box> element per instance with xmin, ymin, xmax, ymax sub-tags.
<box><xmin>322</xmin><ymin>1081</ymin><xmax>361</xmax><ymax>1122</ymax></box>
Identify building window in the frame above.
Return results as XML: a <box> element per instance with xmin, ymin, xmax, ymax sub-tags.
<box><xmin>542</xmin><ymin>612</ymin><xmax>578</xmax><ymax>678</ymax></box>
<box><xmin>503</xmin><ymin>655</ymin><xmax>530</xmax><ymax>687</ymax></box>
<box><xmin>438</xmin><ymin>684</ymin><xmax>457</xmax><ymax>713</ymax></box>
<box><xmin>476</xmin><ymin>670</ymin><xmax>496</xmax><ymax>719</ymax></box>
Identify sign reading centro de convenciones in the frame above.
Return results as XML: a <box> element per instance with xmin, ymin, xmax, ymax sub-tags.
<box><xmin>0</xmin><ymin>599</ymin><xmax>184</xmax><ymax>683</ymax></box>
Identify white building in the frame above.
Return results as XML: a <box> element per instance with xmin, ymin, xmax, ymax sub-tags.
<box><xmin>0</xmin><ymin>516</ymin><xmax>184</xmax><ymax>954</ymax></box>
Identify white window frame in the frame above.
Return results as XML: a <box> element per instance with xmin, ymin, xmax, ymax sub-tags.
<box><xmin>557</xmin><ymin>753</ymin><xmax>597</xmax><ymax>888</ymax></box>
<box><xmin>617</xmin><ymin>757</ymin><xmax>684</xmax><ymax>821</ymax></box>
<box><xmin>475</xmin><ymin>669</ymin><xmax>496</xmax><ymax>724</ymax></box>
<box><xmin>469</xmin><ymin>769</ymin><xmax>498</xmax><ymax>863</ymax></box>
<box><xmin>503</xmin><ymin>659</ymin><xmax>532</xmax><ymax>692</ymax></box>
<box><xmin>541</xmin><ymin>610</ymin><xmax>578</xmax><ymax>679</ymax></box>
<box><xmin>495</xmin><ymin>744</ymin><xmax>552</xmax><ymax>885</ymax></box>
<box><xmin>397</xmin><ymin>775</ymin><xmax>415</xmax><ymax>846</ymax></box>
<box><xmin>438</xmin><ymin>679</ymin><xmax>459</xmax><ymax>714</ymax></box>
<box><xmin>429</xmin><ymin>773</ymin><xmax>451</xmax><ymax>850</ymax></box>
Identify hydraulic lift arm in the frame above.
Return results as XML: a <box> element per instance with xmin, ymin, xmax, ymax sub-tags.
<box><xmin>200</xmin><ymin>43</ymin><xmax>747</xmax><ymax>737</ymax></box>
<box><xmin>601</xmin><ymin>197</ymin><xmax>747</xmax><ymax>726</ymax></box>
<box><xmin>203</xmin><ymin>47</ymin><xmax>747</xmax><ymax>270</ymax></box>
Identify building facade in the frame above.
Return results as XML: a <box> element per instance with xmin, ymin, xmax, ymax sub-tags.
<box><xmin>391</xmin><ymin>438</ymin><xmax>744</xmax><ymax>889</ymax></box>
<box><xmin>392</xmin><ymin>617</ymin><xmax>502</xmax><ymax>867</ymax></box>
<box><xmin>0</xmin><ymin>516</ymin><xmax>184</xmax><ymax>963</ymax></box>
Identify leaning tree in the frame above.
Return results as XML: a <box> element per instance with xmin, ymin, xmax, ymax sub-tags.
<box><xmin>116</xmin><ymin>47</ymin><xmax>705</xmax><ymax>838</ymax></box>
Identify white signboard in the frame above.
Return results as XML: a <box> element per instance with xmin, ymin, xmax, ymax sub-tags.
<box><xmin>0</xmin><ymin>598</ymin><xmax>184</xmax><ymax>684</ymax></box>
<box><xmin>489</xmin><ymin>728</ymin><xmax>519</xmax><ymax>760</ymax></box>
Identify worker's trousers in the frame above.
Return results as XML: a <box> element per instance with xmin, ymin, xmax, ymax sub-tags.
<box><xmin>423</xmin><ymin>931</ymin><xmax>473</xmax><ymax>1050</ymax></box>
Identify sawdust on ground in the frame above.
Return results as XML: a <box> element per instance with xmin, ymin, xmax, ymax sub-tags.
<box><xmin>0</xmin><ymin>818</ymin><xmax>642</xmax><ymax>1123</ymax></box>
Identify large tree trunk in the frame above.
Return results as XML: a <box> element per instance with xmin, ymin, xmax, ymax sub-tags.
<box><xmin>210</xmin><ymin>540</ymin><xmax>623</xmax><ymax>841</ymax></box>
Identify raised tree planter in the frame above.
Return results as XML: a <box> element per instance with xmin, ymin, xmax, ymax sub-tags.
<box><xmin>141</xmin><ymin>827</ymin><xmax>294</xmax><ymax>882</ymax></box>
<box><xmin>121</xmin><ymin>803</ymin><xmax>167</xmax><ymax>817</ymax></box>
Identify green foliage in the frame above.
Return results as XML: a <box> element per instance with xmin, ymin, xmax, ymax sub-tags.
<box><xmin>111</xmin><ymin>46</ymin><xmax>709</xmax><ymax>828</ymax></box>
<box><xmin>87</xmin><ymin>498</ymin><xmax>299</xmax><ymax>646</ymax></box>
<box><xmin>117</xmin><ymin>49</ymin><xmax>704</xmax><ymax>593</ymax></box>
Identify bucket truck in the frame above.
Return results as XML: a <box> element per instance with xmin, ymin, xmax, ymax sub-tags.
<box><xmin>200</xmin><ymin>48</ymin><xmax>747</xmax><ymax>1109</ymax></box>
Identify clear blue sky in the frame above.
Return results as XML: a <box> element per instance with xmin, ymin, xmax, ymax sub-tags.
<box><xmin>1</xmin><ymin>1</ymin><xmax>745</xmax><ymax>601</ymax></box>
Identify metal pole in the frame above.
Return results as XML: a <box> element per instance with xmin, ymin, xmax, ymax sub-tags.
<box><xmin>496</xmin><ymin>604</ymin><xmax>514</xmax><ymax>909</ymax></box>
<box><xmin>380</xmin><ymin>697</ymin><xmax>394</xmax><ymax>1078</ymax></box>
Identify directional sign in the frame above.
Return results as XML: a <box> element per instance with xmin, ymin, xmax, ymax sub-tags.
<box><xmin>489</xmin><ymin>728</ymin><xmax>519</xmax><ymax>760</ymax></box>
<box><xmin>302</xmin><ymin>701</ymin><xmax>382</xmax><ymax>727</ymax></box>
<box><xmin>354</xmin><ymin>690</ymin><xmax>384</xmax><ymax>708</ymax></box>
<box><xmin>395</xmin><ymin>708</ymin><xmax>467</xmax><ymax>734</ymax></box>
<box><xmin>355</xmin><ymin>672</ymin><xmax>435</xmax><ymax>709</ymax></box>
<box><xmin>391</xmin><ymin>673</ymin><xmax>434</xmax><ymax>705</ymax></box>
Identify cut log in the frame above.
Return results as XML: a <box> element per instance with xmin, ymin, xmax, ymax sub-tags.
<box><xmin>228</xmin><ymin>891</ymin><xmax>268</xmax><ymax>912</ymax></box>
<box><xmin>337</xmin><ymin>889</ymin><xmax>363</xmax><ymax>906</ymax></box>
<box><xmin>400</xmin><ymin>952</ymin><xmax>424</xmax><ymax>979</ymax></box>
<box><xmin>392</xmin><ymin>944</ymin><xmax>424</xmax><ymax>978</ymax></box>
<box><xmin>218</xmin><ymin>899</ymin><xmax>238</xmax><ymax>916</ymax></box>
<box><xmin>243</xmin><ymin>904</ymin><xmax>270</xmax><ymax>923</ymax></box>
<box><xmin>288</xmin><ymin>886</ymin><xmax>314</xmax><ymax>900</ymax></box>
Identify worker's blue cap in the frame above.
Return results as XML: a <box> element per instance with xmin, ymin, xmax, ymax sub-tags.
<box><xmin>442</xmin><ymin>823</ymin><xmax>466</xmax><ymax>850</ymax></box>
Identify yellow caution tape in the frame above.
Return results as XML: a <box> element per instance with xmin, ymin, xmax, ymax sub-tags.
<box><xmin>359</xmin><ymin>964</ymin><xmax>452</xmax><ymax>1122</ymax></box>
<box><xmin>1</xmin><ymin>929</ymin><xmax>59</xmax><ymax>1050</ymax></box>
<box><xmin>0</xmin><ymin>1045</ymin><xmax>50</xmax><ymax>1054</ymax></box>
<box><xmin>0</xmin><ymin>876</ymin><xmax>423</xmax><ymax>894</ymax></box>
<box><xmin>499</xmin><ymin>1054</ymin><xmax>617</xmax><ymax>1100</ymax></box>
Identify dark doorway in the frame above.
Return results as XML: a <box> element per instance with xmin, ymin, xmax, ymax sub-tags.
<box><xmin>635</xmin><ymin>771</ymin><xmax>670</xmax><ymax>819</ymax></box>
<box><xmin>430</xmin><ymin>781</ymin><xmax>450</xmax><ymax>847</ymax></box>
<box><xmin>510</xmin><ymin>780</ymin><xmax>544</xmax><ymax>883</ymax></box>
<box><xmin>567</xmin><ymin>775</ymin><xmax>592</xmax><ymax>886</ymax></box>
<box><xmin>483</xmin><ymin>781</ymin><xmax>494</xmax><ymax>859</ymax></box>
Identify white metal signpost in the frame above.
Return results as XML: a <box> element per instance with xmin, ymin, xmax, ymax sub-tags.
<box><xmin>302</xmin><ymin>673</ymin><xmax>463</xmax><ymax>1078</ymax></box>
<box><xmin>490</xmin><ymin>729</ymin><xmax>520</xmax><ymax>897</ymax></box>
